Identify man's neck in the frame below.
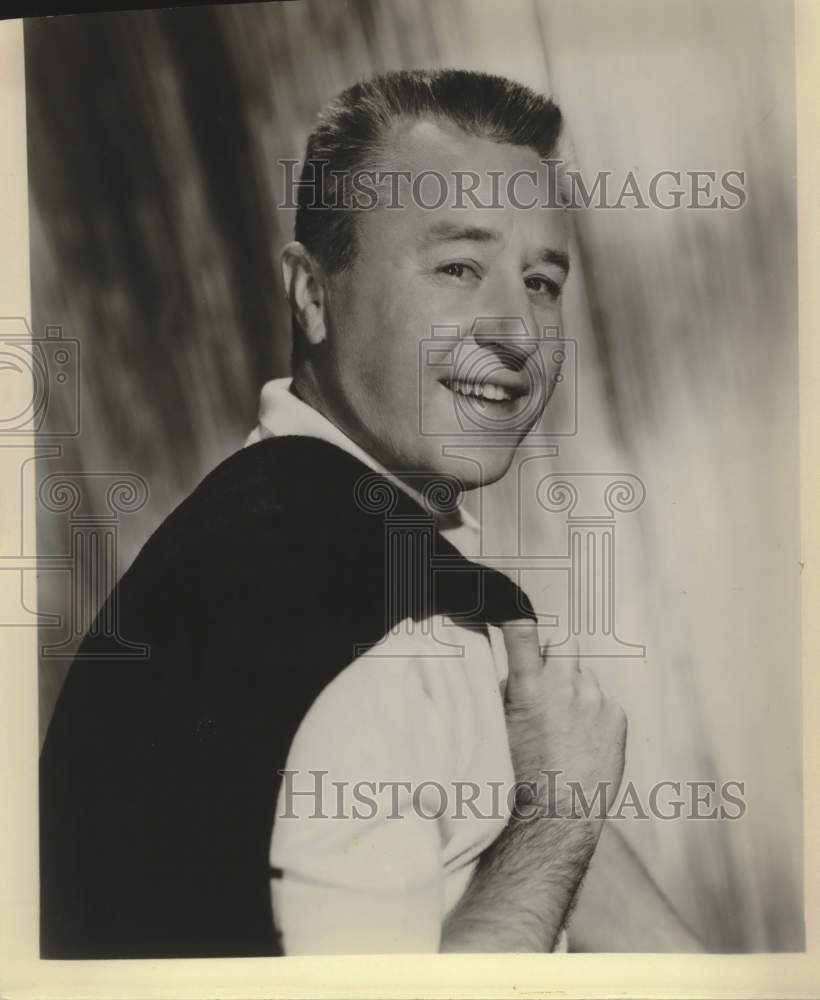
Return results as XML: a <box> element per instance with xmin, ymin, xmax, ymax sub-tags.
<box><xmin>289</xmin><ymin>368</ymin><xmax>358</xmax><ymax>456</ymax></box>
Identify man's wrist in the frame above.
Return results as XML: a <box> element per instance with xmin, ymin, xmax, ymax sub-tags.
<box><xmin>509</xmin><ymin>769</ymin><xmax>608</xmax><ymax>829</ymax></box>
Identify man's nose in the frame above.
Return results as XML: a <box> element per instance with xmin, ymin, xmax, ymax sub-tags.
<box><xmin>468</xmin><ymin>314</ymin><xmax>539</xmax><ymax>370</ymax></box>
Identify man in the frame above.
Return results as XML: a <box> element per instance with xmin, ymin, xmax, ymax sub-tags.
<box><xmin>40</xmin><ymin>69</ymin><xmax>700</xmax><ymax>957</ymax></box>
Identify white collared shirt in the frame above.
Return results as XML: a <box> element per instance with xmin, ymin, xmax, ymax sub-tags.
<box><xmin>246</xmin><ymin>378</ymin><xmax>565</xmax><ymax>954</ymax></box>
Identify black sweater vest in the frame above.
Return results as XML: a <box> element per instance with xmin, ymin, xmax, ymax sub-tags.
<box><xmin>39</xmin><ymin>436</ymin><xmax>534</xmax><ymax>958</ymax></box>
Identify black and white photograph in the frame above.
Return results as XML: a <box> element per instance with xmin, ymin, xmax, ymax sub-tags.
<box><xmin>0</xmin><ymin>0</ymin><xmax>815</xmax><ymax>987</ymax></box>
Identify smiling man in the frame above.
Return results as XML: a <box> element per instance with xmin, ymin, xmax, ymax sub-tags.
<box><xmin>280</xmin><ymin>106</ymin><xmax>570</xmax><ymax>488</ymax></box>
<box><xmin>40</xmin><ymin>69</ymin><xmax>700</xmax><ymax>958</ymax></box>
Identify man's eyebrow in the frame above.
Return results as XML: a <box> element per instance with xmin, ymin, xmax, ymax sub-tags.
<box><xmin>419</xmin><ymin>224</ymin><xmax>570</xmax><ymax>273</ymax></box>
<box><xmin>419</xmin><ymin>222</ymin><xmax>501</xmax><ymax>246</ymax></box>
<box><xmin>533</xmin><ymin>248</ymin><xmax>571</xmax><ymax>273</ymax></box>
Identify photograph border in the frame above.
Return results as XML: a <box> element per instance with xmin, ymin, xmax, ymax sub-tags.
<box><xmin>1</xmin><ymin>2</ymin><xmax>818</xmax><ymax>995</ymax></box>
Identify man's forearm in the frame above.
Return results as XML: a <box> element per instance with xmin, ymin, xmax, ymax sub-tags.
<box><xmin>445</xmin><ymin>620</ymin><xmax>628</xmax><ymax>953</ymax></box>
<box><xmin>440</xmin><ymin>807</ymin><xmax>600</xmax><ymax>953</ymax></box>
<box><xmin>566</xmin><ymin>823</ymin><xmax>705</xmax><ymax>952</ymax></box>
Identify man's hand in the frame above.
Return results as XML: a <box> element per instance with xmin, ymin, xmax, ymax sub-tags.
<box><xmin>502</xmin><ymin>619</ymin><xmax>627</xmax><ymax>817</ymax></box>
<box><xmin>440</xmin><ymin>620</ymin><xmax>627</xmax><ymax>953</ymax></box>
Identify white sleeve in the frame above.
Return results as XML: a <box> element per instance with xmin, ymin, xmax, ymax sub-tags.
<box><xmin>269</xmin><ymin>621</ymin><xmax>461</xmax><ymax>955</ymax></box>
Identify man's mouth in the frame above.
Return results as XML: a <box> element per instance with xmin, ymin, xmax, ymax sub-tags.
<box><xmin>440</xmin><ymin>376</ymin><xmax>528</xmax><ymax>403</ymax></box>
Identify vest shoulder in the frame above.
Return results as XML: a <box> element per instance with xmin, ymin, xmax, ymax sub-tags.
<box><xmin>142</xmin><ymin>437</ymin><xmax>383</xmax><ymax>564</ymax></box>
<box><xmin>118</xmin><ymin>434</ymin><xmax>534</xmax><ymax>628</ymax></box>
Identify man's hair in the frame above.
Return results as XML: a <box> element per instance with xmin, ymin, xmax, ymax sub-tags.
<box><xmin>293</xmin><ymin>68</ymin><xmax>568</xmax><ymax>277</ymax></box>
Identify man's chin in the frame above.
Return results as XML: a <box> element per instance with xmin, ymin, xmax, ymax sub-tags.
<box><xmin>418</xmin><ymin>439</ymin><xmax>520</xmax><ymax>491</ymax></box>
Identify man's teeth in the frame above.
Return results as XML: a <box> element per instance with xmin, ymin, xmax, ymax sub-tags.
<box><xmin>448</xmin><ymin>380</ymin><xmax>513</xmax><ymax>401</ymax></box>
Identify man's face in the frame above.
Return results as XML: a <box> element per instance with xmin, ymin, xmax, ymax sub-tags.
<box><xmin>320</xmin><ymin>117</ymin><xmax>569</xmax><ymax>489</ymax></box>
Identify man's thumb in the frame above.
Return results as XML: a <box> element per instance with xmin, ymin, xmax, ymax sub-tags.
<box><xmin>501</xmin><ymin>619</ymin><xmax>545</xmax><ymax>704</ymax></box>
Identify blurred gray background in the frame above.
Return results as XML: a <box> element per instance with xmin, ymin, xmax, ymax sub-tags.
<box><xmin>25</xmin><ymin>0</ymin><xmax>801</xmax><ymax>952</ymax></box>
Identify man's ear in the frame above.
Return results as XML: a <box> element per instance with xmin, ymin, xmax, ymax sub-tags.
<box><xmin>281</xmin><ymin>241</ymin><xmax>328</xmax><ymax>347</ymax></box>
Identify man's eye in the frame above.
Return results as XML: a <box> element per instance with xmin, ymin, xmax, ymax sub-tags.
<box><xmin>438</xmin><ymin>263</ymin><xmax>474</xmax><ymax>279</ymax></box>
<box><xmin>525</xmin><ymin>275</ymin><xmax>562</xmax><ymax>299</ymax></box>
